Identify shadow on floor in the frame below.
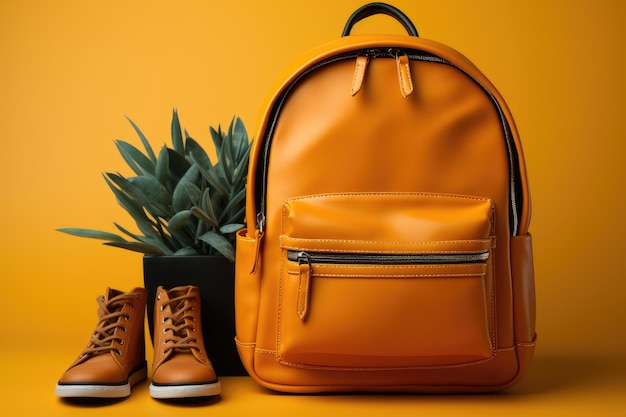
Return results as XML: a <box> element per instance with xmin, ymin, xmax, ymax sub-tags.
<box><xmin>504</xmin><ymin>353</ymin><xmax>626</xmax><ymax>396</ymax></box>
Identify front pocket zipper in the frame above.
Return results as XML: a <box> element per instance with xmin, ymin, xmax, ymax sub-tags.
<box><xmin>288</xmin><ymin>250</ymin><xmax>490</xmax><ymax>321</ymax></box>
<box><xmin>287</xmin><ymin>250</ymin><xmax>490</xmax><ymax>265</ymax></box>
<box><xmin>280</xmin><ymin>252</ymin><xmax>494</xmax><ymax>368</ymax></box>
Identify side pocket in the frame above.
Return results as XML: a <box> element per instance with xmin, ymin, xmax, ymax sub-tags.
<box><xmin>234</xmin><ymin>229</ymin><xmax>262</xmax><ymax>370</ymax></box>
<box><xmin>510</xmin><ymin>233</ymin><xmax>536</xmax><ymax>343</ymax></box>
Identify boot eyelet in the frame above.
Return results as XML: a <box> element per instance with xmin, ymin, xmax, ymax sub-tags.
<box><xmin>160</xmin><ymin>306</ymin><xmax>165</xmax><ymax>312</ymax></box>
<box><xmin>124</xmin><ymin>315</ymin><xmax>131</xmax><ymax>321</ymax></box>
<box><xmin>157</xmin><ymin>294</ymin><xmax>161</xmax><ymax>300</ymax></box>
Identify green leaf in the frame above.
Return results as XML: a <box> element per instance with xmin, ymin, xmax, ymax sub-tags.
<box><xmin>167</xmin><ymin>228</ymin><xmax>195</xmax><ymax>250</ymax></box>
<box><xmin>103</xmin><ymin>241</ymin><xmax>165</xmax><ymax>255</ymax></box>
<box><xmin>233</xmin><ymin>162</ymin><xmax>250</xmax><ymax>190</ymax></box>
<box><xmin>125</xmin><ymin>116</ymin><xmax>157</xmax><ymax>163</ymax></box>
<box><xmin>195</xmin><ymin>160</ymin><xmax>230</xmax><ymax>197</ymax></box>
<box><xmin>155</xmin><ymin>145</ymin><xmax>169</xmax><ymax>187</ymax></box>
<box><xmin>171</xmin><ymin>109</ymin><xmax>185</xmax><ymax>156</ymax></box>
<box><xmin>220</xmin><ymin>187</ymin><xmax>246</xmax><ymax>223</ymax></box>
<box><xmin>226</xmin><ymin>206</ymin><xmax>245</xmax><ymax>227</ymax></box>
<box><xmin>232</xmin><ymin>145</ymin><xmax>251</xmax><ymax>185</ymax></box>
<box><xmin>201</xmin><ymin>188</ymin><xmax>219</xmax><ymax>224</ymax></box>
<box><xmin>232</xmin><ymin>117</ymin><xmax>249</xmax><ymax>159</ymax></box>
<box><xmin>113</xmin><ymin>222</ymin><xmax>153</xmax><ymax>243</ymax></box>
<box><xmin>113</xmin><ymin>223</ymin><xmax>174</xmax><ymax>254</ymax></box>
<box><xmin>226</xmin><ymin>118</ymin><xmax>237</xmax><ymax>167</ymax></box>
<box><xmin>56</xmin><ymin>228</ymin><xmax>125</xmax><ymax>242</ymax></box>
<box><xmin>190</xmin><ymin>206</ymin><xmax>219</xmax><ymax>228</ymax></box>
<box><xmin>182</xmin><ymin>180</ymin><xmax>203</xmax><ymax>208</ymax></box>
<box><xmin>114</xmin><ymin>140</ymin><xmax>155</xmax><ymax>176</ymax></box>
<box><xmin>167</xmin><ymin>210</ymin><xmax>191</xmax><ymax>230</ymax></box>
<box><xmin>209</xmin><ymin>125</ymin><xmax>224</xmax><ymax>156</ymax></box>
<box><xmin>198</xmin><ymin>231</ymin><xmax>235</xmax><ymax>262</ymax></box>
<box><xmin>174</xmin><ymin>246</ymin><xmax>199</xmax><ymax>255</ymax></box>
<box><xmin>172</xmin><ymin>165</ymin><xmax>200</xmax><ymax>211</ymax></box>
<box><xmin>186</xmin><ymin>136</ymin><xmax>214</xmax><ymax>169</ymax></box>
<box><xmin>194</xmin><ymin>212</ymin><xmax>208</xmax><ymax>243</ymax></box>
<box><xmin>217</xmin><ymin>130</ymin><xmax>233</xmax><ymax>184</ymax></box>
<box><xmin>219</xmin><ymin>223</ymin><xmax>244</xmax><ymax>234</ymax></box>
<box><xmin>107</xmin><ymin>172</ymin><xmax>170</xmax><ymax>219</ymax></box>
<box><xmin>103</xmin><ymin>173</ymin><xmax>155</xmax><ymax>226</ymax></box>
<box><xmin>166</xmin><ymin>147</ymin><xmax>192</xmax><ymax>183</ymax></box>
<box><xmin>127</xmin><ymin>176</ymin><xmax>172</xmax><ymax>218</ymax></box>
<box><xmin>107</xmin><ymin>173</ymin><xmax>169</xmax><ymax>218</ymax></box>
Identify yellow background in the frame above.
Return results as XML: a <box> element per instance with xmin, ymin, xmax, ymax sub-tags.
<box><xmin>1</xmin><ymin>0</ymin><xmax>624</xmax><ymax>415</ymax></box>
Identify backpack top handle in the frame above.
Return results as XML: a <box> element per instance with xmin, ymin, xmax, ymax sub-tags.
<box><xmin>341</xmin><ymin>2</ymin><xmax>419</xmax><ymax>37</ymax></box>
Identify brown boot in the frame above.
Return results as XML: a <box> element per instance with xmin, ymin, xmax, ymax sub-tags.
<box><xmin>56</xmin><ymin>287</ymin><xmax>148</xmax><ymax>398</ymax></box>
<box><xmin>150</xmin><ymin>285</ymin><xmax>221</xmax><ymax>399</ymax></box>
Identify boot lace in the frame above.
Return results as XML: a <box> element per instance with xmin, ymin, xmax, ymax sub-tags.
<box><xmin>80</xmin><ymin>293</ymin><xmax>138</xmax><ymax>358</ymax></box>
<box><xmin>161</xmin><ymin>293</ymin><xmax>201</xmax><ymax>355</ymax></box>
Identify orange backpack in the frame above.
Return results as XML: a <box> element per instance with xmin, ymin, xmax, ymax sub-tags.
<box><xmin>235</xmin><ymin>2</ymin><xmax>536</xmax><ymax>393</ymax></box>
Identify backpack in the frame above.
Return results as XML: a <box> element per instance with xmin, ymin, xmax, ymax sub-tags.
<box><xmin>234</xmin><ymin>2</ymin><xmax>536</xmax><ymax>393</ymax></box>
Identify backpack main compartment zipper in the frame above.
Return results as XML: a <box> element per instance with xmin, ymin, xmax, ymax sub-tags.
<box><xmin>256</xmin><ymin>48</ymin><xmax>522</xmax><ymax>236</ymax></box>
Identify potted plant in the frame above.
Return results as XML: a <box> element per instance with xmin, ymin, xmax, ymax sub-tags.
<box><xmin>58</xmin><ymin>109</ymin><xmax>251</xmax><ymax>375</ymax></box>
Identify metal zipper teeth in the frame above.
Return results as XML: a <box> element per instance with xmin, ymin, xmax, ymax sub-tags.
<box><xmin>257</xmin><ymin>48</ymin><xmax>521</xmax><ymax>235</ymax></box>
<box><xmin>287</xmin><ymin>250</ymin><xmax>490</xmax><ymax>265</ymax></box>
<box><xmin>258</xmin><ymin>52</ymin><xmax>360</xmax><ymax>232</ymax></box>
<box><xmin>403</xmin><ymin>50</ymin><xmax>519</xmax><ymax>234</ymax></box>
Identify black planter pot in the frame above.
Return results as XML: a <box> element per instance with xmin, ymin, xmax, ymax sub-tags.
<box><xmin>143</xmin><ymin>255</ymin><xmax>247</xmax><ymax>376</ymax></box>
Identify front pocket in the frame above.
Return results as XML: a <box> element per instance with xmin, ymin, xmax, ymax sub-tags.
<box><xmin>278</xmin><ymin>192</ymin><xmax>496</xmax><ymax>369</ymax></box>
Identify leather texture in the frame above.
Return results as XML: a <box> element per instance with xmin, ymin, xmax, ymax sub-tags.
<box><xmin>56</xmin><ymin>287</ymin><xmax>148</xmax><ymax>398</ymax></box>
<box><xmin>150</xmin><ymin>285</ymin><xmax>221</xmax><ymax>398</ymax></box>
<box><xmin>235</xmin><ymin>5</ymin><xmax>535</xmax><ymax>393</ymax></box>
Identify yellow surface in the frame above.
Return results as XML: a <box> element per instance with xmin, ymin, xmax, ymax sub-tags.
<box><xmin>1</xmin><ymin>0</ymin><xmax>625</xmax><ymax>415</ymax></box>
<box><xmin>2</xmin><ymin>352</ymin><xmax>625</xmax><ymax>416</ymax></box>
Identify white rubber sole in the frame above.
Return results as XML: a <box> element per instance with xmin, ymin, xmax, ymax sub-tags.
<box><xmin>55</xmin><ymin>366</ymin><xmax>147</xmax><ymax>398</ymax></box>
<box><xmin>149</xmin><ymin>380</ymin><xmax>221</xmax><ymax>399</ymax></box>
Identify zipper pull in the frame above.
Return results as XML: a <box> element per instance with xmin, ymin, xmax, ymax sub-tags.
<box><xmin>248</xmin><ymin>213</ymin><xmax>266</xmax><ymax>274</ymax></box>
<box><xmin>394</xmin><ymin>50</ymin><xmax>414</xmax><ymax>97</ymax></box>
<box><xmin>249</xmin><ymin>228</ymin><xmax>264</xmax><ymax>274</ymax></box>
<box><xmin>296</xmin><ymin>252</ymin><xmax>312</xmax><ymax>321</ymax></box>
<box><xmin>351</xmin><ymin>54</ymin><xmax>369</xmax><ymax>96</ymax></box>
<box><xmin>256</xmin><ymin>212</ymin><xmax>266</xmax><ymax>235</ymax></box>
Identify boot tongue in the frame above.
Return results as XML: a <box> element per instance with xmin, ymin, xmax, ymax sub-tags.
<box><xmin>97</xmin><ymin>288</ymin><xmax>127</xmax><ymax>322</ymax></box>
<box><xmin>104</xmin><ymin>287</ymin><xmax>123</xmax><ymax>301</ymax></box>
<box><xmin>168</xmin><ymin>286</ymin><xmax>192</xmax><ymax>297</ymax></box>
<box><xmin>168</xmin><ymin>286</ymin><xmax>194</xmax><ymax>305</ymax></box>
<box><xmin>165</xmin><ymin>286</ymin><xmax>193</xmax><ymax>313</ymax></box>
